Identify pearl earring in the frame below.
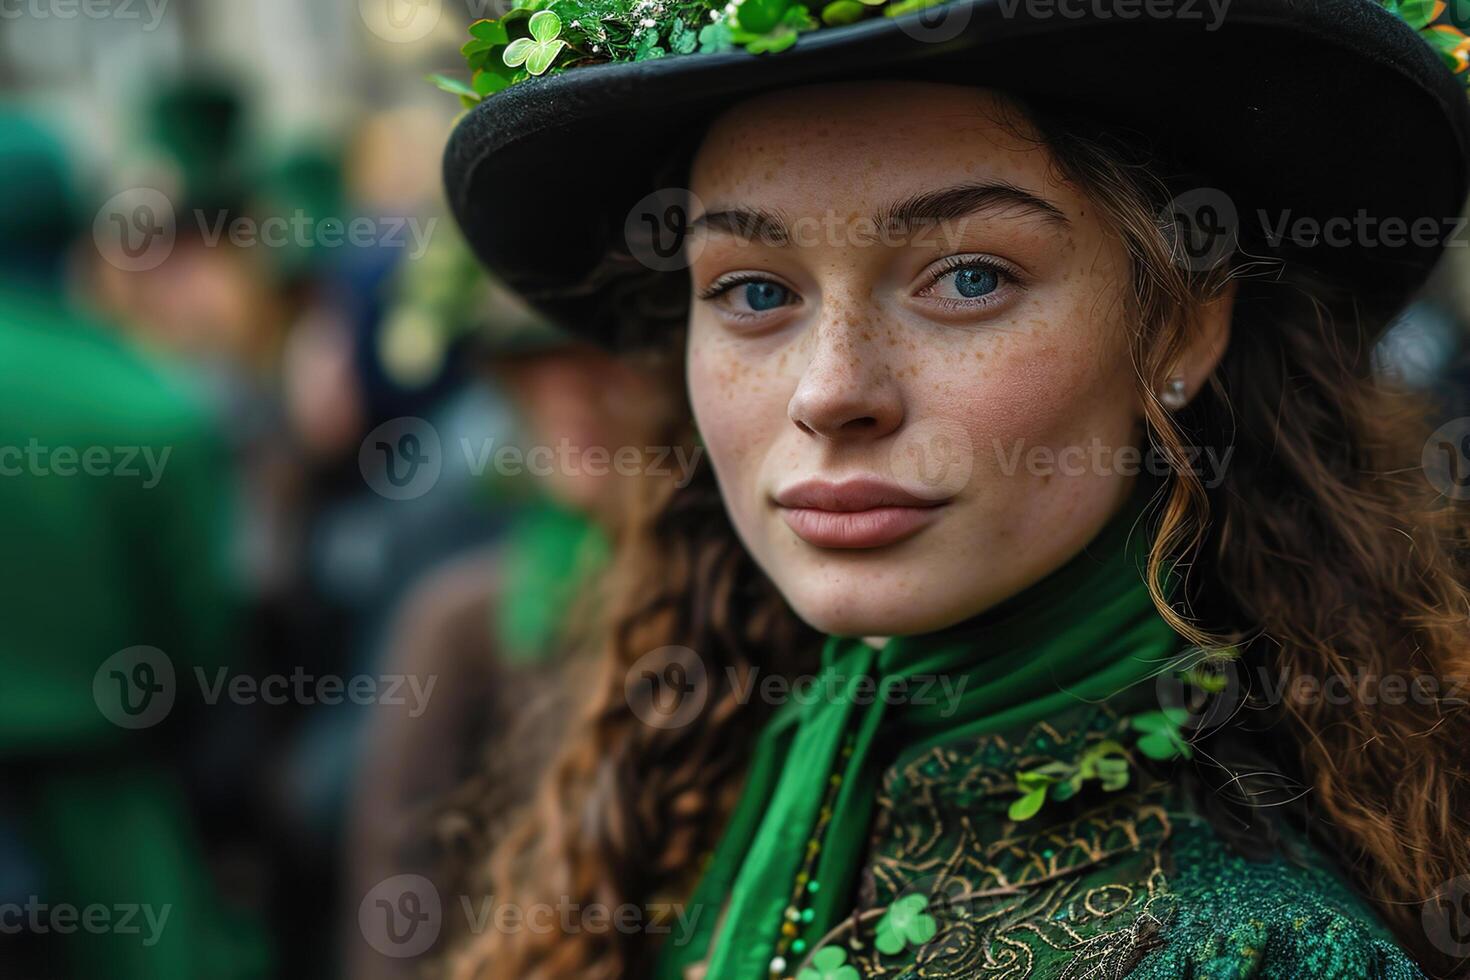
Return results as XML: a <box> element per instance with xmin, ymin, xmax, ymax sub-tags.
<box><xmin>1160</xmin><ymin>377</ymin><xmax>1188</xmax><ymax>410</ymax></box>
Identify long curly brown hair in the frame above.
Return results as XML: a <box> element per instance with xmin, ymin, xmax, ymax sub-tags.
<box><xmin>447</xmin><ymin>96</ymin><xmax>1470</xmax><ymax>979</ymax></box>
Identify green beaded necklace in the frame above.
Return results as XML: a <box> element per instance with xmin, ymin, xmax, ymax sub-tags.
<box><xmin>768</xmin><ymin>731</ymin><xmax>855</xmax><ymax>978</ymax></box>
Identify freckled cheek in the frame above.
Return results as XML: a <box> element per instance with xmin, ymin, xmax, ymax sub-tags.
<box><xmin>935</xmin><ymin>308</ymin><xmax>1137</xmax><ymax>462</ymax></box>
<box><xmin>687</xmin><ymin>339</ymin><xmax>791</xmax><ymax>500</ymax></box>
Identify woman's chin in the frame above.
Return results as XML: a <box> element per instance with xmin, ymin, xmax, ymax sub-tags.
<box><xmin>781</xmin><ymin>585</ymin><xmax>975</xmax><ymax>640</ymax></box>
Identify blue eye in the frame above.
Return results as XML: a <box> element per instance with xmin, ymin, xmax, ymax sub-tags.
<box><xmin>744</xmin><ymin>280</ymin><xmax>790</xmax><ymax>311</ymax></box>
<box><xmin>701</xmin><ymin>276</ymin><xmax>798</xmax><ymax>319</ymax></box>
<box><xmin>919</xmin><ymin>258</ymin><xmax>1015</xmax><ymax>310</ymax></box>
<box><xmin>951</xmin><ymin>265</ymin><xmax>999</xmax><ymax>298</ymax></box>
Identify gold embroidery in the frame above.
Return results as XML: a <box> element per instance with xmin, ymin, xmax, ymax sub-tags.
<box><xmin>829</xmin><ymin>711</ymin><xmax>1180</xmax><ymax>980</ymax></box>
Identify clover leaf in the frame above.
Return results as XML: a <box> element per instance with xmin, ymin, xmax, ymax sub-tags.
<box><xmin>503</xmin><ymin>10</ymin><xmax>569</xmax><ymax>76</ymax></box>
<box><xmin>1094</xmin><ymin>754</ymin><xmax>1131</xmax><ymax>792</ymax></box>
<box><xmin>1008</xmin><ymin>739</ymin><xmax>1135</xmax><ymax>822</ymax></box>
<box><xmin>1076</xmin><ymin>739</ymin><xmax>1130</xmax><ymax>787</ymax></box>
<box><xmin>1131</xmin><ymin>708</ymin><xmax>1194</xmax><ymax>761</ymax></box>
<box><xmin>884</xmin><ymin>0</ymin><xmax>946</xmax><ymax>17</ymax></box>
<box><xmin>730</xmin><ymin>0</ymin><xmax>815</xmax><ymax>53</ymax></box>
<box><xmin>698</xmin><ymin>20</ymin><xmax>735</xmax><ymax>52</ymax></box>
<box><xmin>464</xmin><ymin>18</ymin><xmax>509</xmax><ymax>60</ymax></box>
<box><xmin>1007</xmin><ymin>783</ymin><xmax>1049</xmax><ymax>821</ymax></box>
<box><xmin>1384</xmin><ymin>0</ymin><xmax>1443</xmax><ymax>30</ymax></box>
<box><xmin>428</xmin><ymin>73</ymin><xmax>479</xmax><ymax>100</ymax></box>
<box><xmin>734</xmin><ymin>0</ymin><xmax>786</xmax><ymax>33</ymax></box>
<box><xmin>669</xmin><ymin>18</ymin><xmax>699</xmax><ymax>53</ymax></box>
<box><xmin>797</xmin><ymin>944</ymin><xmax>861</xmax><ymax>980</ymax></box>
<box><xmin>874</xmin><ymin>894</ymin><xmax>938</xmax><ymax>956</ymax></box>
<box><xmin>820</xmin><ymin>0</ymin><xmax>865</xmax><ymax>24</ymax></box>
<box><xmin>1007</xmin><ymin>763</ymin><xmax>1065</xmax><ymax>821</ymax></box>
<box><xmin>633</xmin><ymin>28</ymin><xmax>668</xmax><ymax>59</ymax></box>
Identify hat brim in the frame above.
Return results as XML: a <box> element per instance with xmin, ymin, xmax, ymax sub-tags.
<box><xmin>444</xmin><ymin>0</ymin><xmax>1470</xmax><ymax>345</ymax></box>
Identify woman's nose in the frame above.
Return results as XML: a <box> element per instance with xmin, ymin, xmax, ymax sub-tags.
<box><xmin>786</xmin><ymin>314</ymin><xmax>904</xmax><ymax>442</ymax></box>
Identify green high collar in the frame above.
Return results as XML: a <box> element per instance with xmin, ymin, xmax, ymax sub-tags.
<box><xmin>656</xmin><ymin>480</ymin><xmax>1187</xmax><ymax>980</ymax></box>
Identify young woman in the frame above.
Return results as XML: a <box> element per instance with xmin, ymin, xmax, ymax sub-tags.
<box><xmin>439</xmin><ymin>0</ymin><xmax>1470</xmax><ymax>976</ymax></box>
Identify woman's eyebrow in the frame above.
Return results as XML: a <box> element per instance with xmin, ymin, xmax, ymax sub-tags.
<box><xmin>692</xmin><ymin>182</ymin><xmax>1067</xmax><ymax>247</ymax></box>
<box><xmin>691</xmin><ymin>206</ymin><xmax>791</xmax><ymax>245</ymax></box>
<box><xmin>876</xmin><ymin>182</ymin><xmax>1069</xmax><ymax>231</ymax></box>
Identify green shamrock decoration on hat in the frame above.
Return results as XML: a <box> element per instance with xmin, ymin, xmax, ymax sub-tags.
<box><xmin>434</xmin><ymin>0</ymin><xmax>1470</xmax><ymax>104</ymax></box>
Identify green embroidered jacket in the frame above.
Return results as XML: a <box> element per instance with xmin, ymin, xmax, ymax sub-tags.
<box><xmin>793</xmin><ymin>702</ymin><xmax>1420</xmax><ymax>980</ymax></box>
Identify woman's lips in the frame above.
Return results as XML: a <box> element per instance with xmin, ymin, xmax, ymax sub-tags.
<box><xmin>779</xmin><ymin>505</ymin><xmax>942</xmax><ymax>549</ymax></box>
<box><xmin>773</xmin><ymin>478</ymin><xmax>948</xmax><ymax>549</ymax></box>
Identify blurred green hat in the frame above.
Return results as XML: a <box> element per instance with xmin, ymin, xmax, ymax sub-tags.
<box><xmin>0</xmin><ymin>109</ymin><xmax>82</xmax><ymax>276</ymax></box>
<box><xmin>142</xmin><ymin>75</ymin><xmax>251</xmax><ymax>212</ymax></box>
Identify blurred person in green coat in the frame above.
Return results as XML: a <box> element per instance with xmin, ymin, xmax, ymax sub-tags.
<box><xmin>341</xmin><ymin>233</ymin><xmax>687</xmax><ymax>977</ymax></box>
<box><xmin>0</xmin><ymin>109</ymin><xmax>272</xmax><ymax>979</ymax></box>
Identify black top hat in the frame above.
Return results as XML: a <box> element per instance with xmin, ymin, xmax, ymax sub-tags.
<box><xmin>444</xmin><ymin>0</ymin><xmax>1470</xmax><ymax>346</ymax></box>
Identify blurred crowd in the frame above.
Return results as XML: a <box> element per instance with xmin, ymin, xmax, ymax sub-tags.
<box><xmin>1</xmin><ymin>3</ymin><xmax>1469</xmax><ymax>979</ymax></box>
<box><xmin>0</xmin><ymin>6</ymin><xmax>663</xmax><ymax>974</ymax></box>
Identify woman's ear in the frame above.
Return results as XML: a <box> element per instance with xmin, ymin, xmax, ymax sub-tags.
<box><xmin>1167</xmin><ymin>280</ymin><xmax>1236</xmax><ymax>406</ymax></box>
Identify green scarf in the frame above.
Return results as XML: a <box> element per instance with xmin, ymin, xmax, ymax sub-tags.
<box><xmin>493</xmin><ymin>499</ymin><xmax>608</xmax><ymax>665</ymax></box>
<box><xmin>655</xmin><ymin>481</ymin><xmax>1186</xmax><ymax>980</ymax></box>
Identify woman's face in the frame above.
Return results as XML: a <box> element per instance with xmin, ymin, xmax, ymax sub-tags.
<box><xmin>685</xmin><ymin>81</ymin><xmax>1148</xmax><ymax>637</ymax></box>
